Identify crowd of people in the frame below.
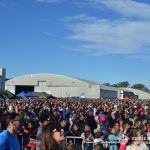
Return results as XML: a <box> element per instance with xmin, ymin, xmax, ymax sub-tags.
<box><xmin>0</xmin><ymin>97</ymin><xmax>149</xmax><ymax>150</ymax></box>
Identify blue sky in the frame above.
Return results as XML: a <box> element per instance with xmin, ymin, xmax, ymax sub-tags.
<box><xmin>0</xmin><ymin>0</ymin><xmax>150</xmax><ymax>87</ymax></box>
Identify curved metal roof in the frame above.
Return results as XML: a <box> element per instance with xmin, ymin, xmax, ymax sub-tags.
<box><xmin>5</xmin><ymin>73</ymin><xmax>100</xmax><ymax>87</ymax></box>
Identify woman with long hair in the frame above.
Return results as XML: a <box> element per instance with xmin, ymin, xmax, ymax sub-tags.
<box><xmin>126</xmin><ymin>129</ymin><xmax>148</xmax><ymax>150</ymax></box>
<box><xmin>41</xmin><ymin>122</ymin><xmax>65</xmax><ymax>150</ymax></box>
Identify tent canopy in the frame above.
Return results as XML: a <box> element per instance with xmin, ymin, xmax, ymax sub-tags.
<box><xmin>16</xmin><ymin>91</ymin><xmax>27</xmax><ymax>99</ymax></box>
<box><xmin>25</xmin><ymin>91</ymin><xmax>33</xmax><ymax>97</ymax></box>
<box><xmin>16</xmin><ymin>91</ymin><xmax>55</xmax><ymax>99</ymax></box>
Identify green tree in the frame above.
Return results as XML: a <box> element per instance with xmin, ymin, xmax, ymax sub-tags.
<box><xmin>112</xmin><ymin>84</ymin><xmax>118</xmax><ymax>87</ymax></box>
<box><xmin>141</xmin><ymin>87</ymin><xmax>150</xmax><ymax>93</ymax></box>
<box><xmin>132</xmin><ymin>84</ymin><xmax>145</xmax><ymax>90</ymax></box>
<box><xmin>102</xmin><ymin>83</ymin><xmax>111</xmax><ymax>86</ymax></box>
<box><xmin>117</xmin><ymin>81</ymin><xmax>129</xmax><ymax>87</ymax></box>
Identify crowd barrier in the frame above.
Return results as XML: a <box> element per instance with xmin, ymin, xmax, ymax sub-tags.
<box><xmin>18</xmin><ymin>134</ymin><xmax>39</xmax><ymax>150</ymax></box>
<box><xmin>17</xmin><ymin>134</ymin><xmax>24</xmax><ymax>150</ymax></box>
<box><xmin>18</xmin><ymin>135</ymin><xmax>121</xmax><ymax>150</ymax></box>
<box><xmin>65</xmin><ymin>136</ymin><xmax>150</xmax><ymax>150</ymax></box>
<box><xmin>18</xmin><ymin>135</ymin><xmax>150</xmax><ymax>150</ymax></box>
<box><xmin>65</xmin><ymin>136</ymin><xmax>121</xmax><ymax>150</ymax></box>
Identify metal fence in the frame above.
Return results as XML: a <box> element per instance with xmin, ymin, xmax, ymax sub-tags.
<box><xmin>18</xmin><ymin>135</ymin><xmax>150</xmax><ymax>150</ymax></box>
<box><xmin>65</xmin><ymin>136</ymin><xmax>120</xmax><ymax>150</ymax></box>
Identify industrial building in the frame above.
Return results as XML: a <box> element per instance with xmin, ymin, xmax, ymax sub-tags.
<box><xmin>120</xmin><ymin>87</ymin><xmax>150</xmax><ymax>99</ymax></box>
<box><xmin>5</xmin><ymin>73</ymin><xmax>121</xmax><ymax>99</ymax></box>
<box><xmin>3</xmin><ymin>67</ymin><xmax>150</xmax><ymax>99</ymax></box>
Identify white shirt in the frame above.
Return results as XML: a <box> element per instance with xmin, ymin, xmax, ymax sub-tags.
<box><xmin>126</xmin><ymin>142</ymin><xmax>148</xmax><ymax>150</ymax></box>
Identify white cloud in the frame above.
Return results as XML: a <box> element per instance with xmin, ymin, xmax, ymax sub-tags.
<box><xmin>126</xmin><ymin>55</ymin><xmax>150</xmax><ymax>62</ymax></box>
<box><xmin>63</xmin><ymin>14</ymin><xmax>97</xmax><ymax>22</ymax></box>
<box><xmin>64</xmin><ymin>1</ymin><xmax>150</xmax><ymax>57</ymax></box>
<box><xmin>73</xmin><ymin>1</ymin><xmax>105</xmax><ymax>10</ymax></box>
<box><xmin>92</xmin><ymin>0</ymin><xmax>150</xmax><ymax>19</ymax></box>
<box><xmin>37</xmin><ymin>0</ymin><xmax>62</xmax><ymax>3</ymax></box>
<box><xmin>65</xmin><ymin>14</ymin><xmax>150</xmax><ymax>56</ymax></box>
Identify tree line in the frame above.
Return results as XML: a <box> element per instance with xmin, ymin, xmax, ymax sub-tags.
<box><xmin>102</xmin><ymin>81</ymin><xmax>150</xmax><ymax>93</ymax></box>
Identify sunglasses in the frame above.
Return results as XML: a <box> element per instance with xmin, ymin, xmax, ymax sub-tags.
<box><xmin>52</xmin><ymin>128</ymin><xmax>64</xmax><ymax>134</ymax></box>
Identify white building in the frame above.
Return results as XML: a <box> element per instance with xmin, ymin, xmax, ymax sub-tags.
<box><xmin>5</xmin><ymin>73</ymin><xmax>120</xmax><ymax>98</ymax></box>
<box><xmin>120</xmin><ymin>87</ymin><xmax>150</xmax><ymax>99</ymax></box>
<box><xmin>6</xmin><ymin>72</ymin><xmax>150</xmax><ymax>99</ymax></box>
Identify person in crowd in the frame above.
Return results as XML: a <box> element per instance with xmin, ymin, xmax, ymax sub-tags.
<box><xmin>99</xmin><ymin>111</ymin><xmax>108</xmax><ymax>135</ymax></box>
<box><xmin>126</xmin><ymin>128</ymin><xmax>148</xmax><ymax>150</ymax></box>
<box><xmin>76</xmin><ymin>113</ymin><xmax>85</xmax><ymax>133</ymax></box>
<box><xmin>41</xmin><ymin>122</ymin><xmax>65</xmax><ymax>150</ymax></box>
<box><xmin>0</xmin><ymin>97</ymin><xmax>149</xmax><ymax>150</ymax></box>
<box><xmin>0</xmin><ymin>112</ymin><xmax>21</xmax><ymax>150</ymax></box>
<box><xmin>108</xmin><ymin>126</ymin><xmax>123</xmax><ymax>150</ymax></box>
<box><xmin>59</xmin><ymin>119</ymin><xmax>69</xmax><ymax>136</ymax></box>
<box><xmin>80</xmin><ymin>124</ymin><xmax>92</xmax><ymax>150</ymax></box>
<box><xmin>36</xmin><ymin>115</ymin><xmax>49</xmax><ymax>150</ymax></box>
<box><xmin>23</xmin><ymin>120</ymin><xmax>37</xmax><ymax>149</ymax></box>
<box><xmin>123</xmin><ymin>120</ymin><xmax>132</xmax><ymax>136</ymax></box>
<box><xmin>114</xmin><ymin>122</ymin><xmax>121</xmax><ymax>136</ymax></box>
<box><xmin>85</xmin><ymin>131</ymin><xmax>94</xmax><ymax>150</ymax></box>
<box><xmin>94</xmin><ymin>131</ymin><xmax>108</xmax><ymax>150</ymax></box>
<box><xmin>81</xmin><ymin>124</ymin><xmax>91</xmax><ymax>141</ymax></box>
<box><xmin>67</xmin><ymin>123</ymin><xmax>81</xmax><ymax>137</ymax></box>
<box><xmin>85</xmin><ymin>109</ymin><xmax>97</xmax><ymax>132</ymax></box>
<box><xmin>139</xmin><ymin>118</ymin><xmax>148</xmax><ymax>136</ymax></box>
<box><xmin>66</xmin><ymin>123</ymin><xmax>82</xmax><ymax>149</ymax></box>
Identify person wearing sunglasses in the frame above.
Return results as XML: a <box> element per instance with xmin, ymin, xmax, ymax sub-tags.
<box><xmin>41</xmin><ymin>122</ymin><xmax>65</xmax><ymax>150</ymax></box>
<box><xmin>0</xmin><ymin>112</ymin><xmax>21</xmax><ymax>150</ymax></box>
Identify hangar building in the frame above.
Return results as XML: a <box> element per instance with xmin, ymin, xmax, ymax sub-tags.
<box><xmin>5</xmin><ymin>74</ymin><xmax>120</xmax><ymax>99</ymax></box>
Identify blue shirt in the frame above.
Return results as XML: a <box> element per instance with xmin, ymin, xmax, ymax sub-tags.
<box><xmin>0</xmin><ymin>130</ymin><xmax>20</xmax><ymax>150</ymax></box>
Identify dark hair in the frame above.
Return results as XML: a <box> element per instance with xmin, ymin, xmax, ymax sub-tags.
<box><xmin>41</xmin><ymin>122</ymin><xmax>60</xmax><ymax>150</ymax></box>
<box><xmin>127</xmin><ymin>128</ymin><xmax>142</xmax><ymax>146</ymax></box>
<box><xmin>123</xmin><ymin>120</ymin><xmax>133</xmax><ymax>127</ymax></box>
<box><xmin>60</xmin><ymin>118</ymin><xmax>66</xmax><ymax>123</ymax></box>
<box><xmin>6</xmin><ymin>112</ymin><xmax>19</xmax><ymax>126</ymax></box>
<box><xmin>70</xmin><ymin>123</ymin><xmax>78</xmax><ymax>133</ymax></box>
<box><xmin>86</xmin><ymin>131</ymin><xmax>92</xmax><ymax>137</ymax></box>
<box><xmin>39</xmin><ymin>115</ymin><xmax>48</xmax><ymax>123</ymax></box>
<box><xmin>95</xmin><ymin>132</ymin><xmax>104</xmax><ymax>139</ymax></box>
